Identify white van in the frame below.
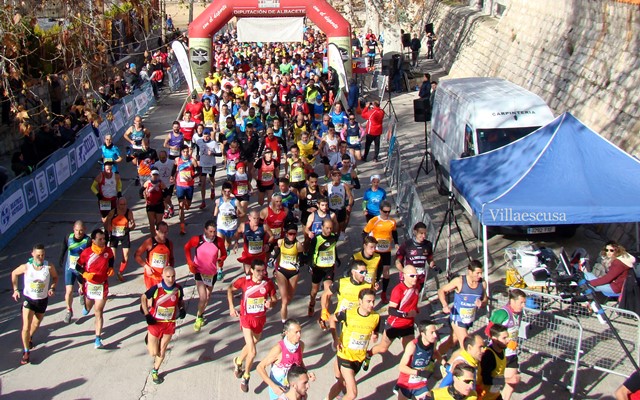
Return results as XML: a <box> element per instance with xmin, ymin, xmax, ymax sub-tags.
<box><xmin>430</xmin><ymin>77</ymin><xmax>573</xmax><ymax>235</ymax></box>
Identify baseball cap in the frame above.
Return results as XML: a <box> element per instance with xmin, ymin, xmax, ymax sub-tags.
<box><xmin>151</xmin><ymin>169</ymin><xmax>160</xmax><ymax>175</ymax></box>
<box><xmin>370</xmin><ymin>174</ymin><xmax>381</xmax><ymax>182</ymax></box>
<box><xmin>236</xmin><ymin>162</ymin><xmax>246</xmax><ymax>169</ymax></box>
<box><xmin>191</xmin><ymin>93</ymin><xmax>197</xmax><ymax>99</ymax></box>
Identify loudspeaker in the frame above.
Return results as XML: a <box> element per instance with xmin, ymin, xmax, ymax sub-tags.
<box><xmin>425</xmin><ymin>23</ymin><xmax>434</xmax><ymax>35</ymax></box>
<box><xmin>401</xmin><ymin>33</ymin><xmax>411</xmax><ymax>48</ymax></box>
<box><xmin>414</xmin><ymin>98</ymin><xmax>431</xmax><ymax>122</ymax></box>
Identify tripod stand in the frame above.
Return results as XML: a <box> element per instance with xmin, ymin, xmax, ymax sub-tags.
<box><xmin>415</xmin><ymin>120</ymin><xmax>431</xmax><ymax>182</ymax></box>
<box><xmin>433</xmin><ymin>193</ymin><xmax>472</xmax><ymax>279</ymax></box>
<box><xmin>381</xmin><ymin>75</ymin><xmax>398</xmax><ymax>122</ymax></box>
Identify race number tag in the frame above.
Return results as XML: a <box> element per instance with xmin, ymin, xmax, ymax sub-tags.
<box><xmin>376</xmin><ymin>239</ymin><xmax>391</xmax><ymax>252</ymax></box>
<box><xmin>201</xmin><ymin>166</ymin><xmax>213</xmax><ymax>175</ymax></box>
<box><xmin>248</xmin><ymin>241</ymin><xmax>263</xmax><ymax>254</ymax></box>
<box><xmin>151</xmin><ymin>253</ymin><xmax>168</xmax><ymax>268</ymax></box>
<box><xmin>156</xmin><ymin>306</ymin><xmax>175</xmax><ymax>320</ymax></box>
<box><xmin>99</xmin><ymin>200</ymin><xmax>112</xmax><ymax>211</ymax></box>
<box><xmin>280</xmin><ymin>254</ymin><xmax>298</xmax><ymax>270</ymax></box>
<box><xmin>112</xmin><ymin>226</ymin><xmax>126</xmax><ymax>237</ymax></box>
<box><xmin>348</xmin><ymin>333</ymin><xmax>370</xmax><ymax>350</ymax></box>
<box><xmin>86</xmin><ymin>282</ymin><xmax>105</xmax><ymax>300</ymax></box>
<box><xmin>339</xmin><ymin>299</ymin><xmax>356</xmax><ymax>312</ymax></box>
<box><xmin>68</xmin><ymin>255</ymin><xmax>79</xmax><ymax>270</ymax></box>
<box><xmin>237</xmin><ymin>184</ymin><xmax>248</xmax><ymax>195</ymax></box>
<box><xmin>329</xmin><ymin>195</ymin><xmax>343</xmax><ymax>209</ymax></box>
<box><xmin>29</xmin><ymin>281</ymin><xmax>45</xmax><ymax>295</ymax></box>
<box><xmin>318</xmin><ymin>250</ymin><xmax>335</xmax><ymax>266</ymax></box>
<box><xmin>348</xmin><ymin>135</ymin><xmax>359</xmax><ymax>145</ymax></box>
<box><xmin>271</xmin><ymin>227</ymin><xmax>282</xmax><ymax>238</ymax></box>
<box><xmin>459</xmin><ymin>307</ymin><xmax>476</xmax><ymax>324</ymax></box>
<box><xmin>169</xmin><ymin>148</ymin><xmax>180</xmax><ymax>157</ymax></box>
<box><xmin>201</xmin><ymin>274</ymin><xmax>214</xmax><ymax>286</ymax></box>
<box><xmin>246</xmin><ymin>297</ymin><xmax>265</xmax><ymax>314</ymax></box>
<box><xmin>179</xmin><ymin>170</ymin><xmax>191</xmax><ymax>181</ymax></box>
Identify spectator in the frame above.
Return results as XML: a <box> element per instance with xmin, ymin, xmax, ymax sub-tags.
<box><xmin>347</xmin><ymin>78</ymin><xmax>359</xmax><ymax>114</ymax></box>
<box><xmin>419</xmin><ymin>73</ymin><xmax>431</xmax><ymax>99</ymax></box>
<box><xmin>426</xmin><ymin>32</ymin><xmax>437</xmax><ymax>59</ymax></box>
<box><xmin>361</xmin><ymin>101</ymin><xmax>385</xmax><ymax>162</ymax></box>
<box><xmin>410</xmin><ymin>34</ymin><xmax>422</xmax><ymax>67</ymax></box>
<box><xmin>11</xmin><ymin>152</ymin><xmax>32</xmax><ymax>176</ymax></box>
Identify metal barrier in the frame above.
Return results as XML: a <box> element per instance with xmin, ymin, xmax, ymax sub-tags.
<box><xmin>518</xmin><ymin>308</ymin><xmax>583</xmax><ymax>399</ymax></box>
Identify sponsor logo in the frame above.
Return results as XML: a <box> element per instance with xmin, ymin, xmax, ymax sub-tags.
<box><xmin>191</xmin><ymin>49</ymin><xmax>209</xmax><ymax>66</ymax></box>
<box><xmin>488</xmin><ymin>208</ymin><xmax>567</xmax><ymax>222</ymax></box>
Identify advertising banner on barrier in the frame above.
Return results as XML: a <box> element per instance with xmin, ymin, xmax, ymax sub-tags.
<box><xmin>23</xmin><ymin>180</ymin><xmax>38</xmax><ymax>212</ymax></box>
<box><xmin>112</xmin><ymin>108</ymin><xmax>125</xmax><ymax>133</ymax></box>
<box><xmin>0</xmin><ymin>190</ymin><xmax>27</xmax><ymax>234</ymax></box>
<box><xmin>34</xmin><ymin>171</ymin><xmax>48</xmax><ymax>204</ymax></box>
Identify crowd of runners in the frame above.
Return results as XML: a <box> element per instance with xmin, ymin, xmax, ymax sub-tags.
<box><xmin>9</xmin><ymin>27</ymin><xmax>531</xmax><ymax>400</ymax></box>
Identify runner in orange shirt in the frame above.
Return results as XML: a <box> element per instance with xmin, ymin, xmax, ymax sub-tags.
<box><xmin>362</xmin><ymin>200</ymin><xmax>398</xmax><ymax>304</ymax></box>
<box><xmin>134</xmin><ymin>221</ymin><xmax>175</xmax><ymax>289</ymax></box>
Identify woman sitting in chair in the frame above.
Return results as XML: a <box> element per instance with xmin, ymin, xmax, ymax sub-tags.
<box><xmin>585</xmin><ymin>241</ymin><xmax>635</xmax><ymax>298</ymax></box>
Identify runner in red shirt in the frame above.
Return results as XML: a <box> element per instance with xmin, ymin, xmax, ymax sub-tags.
<box><xmin>260</xmin><ymin>194</ymin><xmax>290</xmax><ymax>243</ymax></box>
<box><xmin>227</xmin><ymin>259</ymin><xmax>277</xmax><ymax>393</ymax></box>
<box><xmin>140</xmin><ymin>266</ymin><xmax>186</xmax><ymax>385</ymax></box>
<box><xmin>76</xmin><ymin>229</ymin><xmax>114</xmax><ymax>349</ymax></box>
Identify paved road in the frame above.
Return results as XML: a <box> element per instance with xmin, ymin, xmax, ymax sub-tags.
<box><xmin>0</xmin><ymin>58</ymin><xmax>626</xmax><ymax>399</ymax></box>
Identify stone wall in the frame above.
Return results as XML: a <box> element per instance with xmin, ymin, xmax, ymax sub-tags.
<box><xmin>429</xmin><ymin>0</ymin><xmax>640</xmax><ymax>248</ymax></box>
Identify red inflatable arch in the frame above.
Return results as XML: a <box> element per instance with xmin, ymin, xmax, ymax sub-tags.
<box><xmin>187</xmin><ymin>0</ymin><xmax>352</xmax><ymax>92</ymax></box>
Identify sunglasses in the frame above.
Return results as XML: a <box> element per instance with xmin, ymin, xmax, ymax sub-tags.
<box><xmin>381</xmin><ymin>209</ymin><xmax>391</xmax><ymax>213</ymax></box>
<box><xmin>405</xmin><ymin>274</ymin><xmax>418</xmax><ymax>278</ymax></box>
<box><xmin>606</xmin><ymin>248</ymin><xmax>616</xmax><ymax>252</ymax></box>
<box><xmin>286</xmin><ymin>231</ymin><xmax>297</xmax><ymax>236</ymax></box>
<box><xmin>356</xmin><ymin>270</ymin><xmax>367</xmax><ymax>275</ymax></box>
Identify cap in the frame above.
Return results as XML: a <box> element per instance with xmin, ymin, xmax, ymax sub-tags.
<box><xmin>316</xmin><ymin>94</ymin><xmax>322</xmax><ymax>100</ymax></box>
<box><xmin>370</xmin><ymin>174</ymin><xmax>381</xmax><ymax>182</ymax></box>
<box><xmin>236</xmin><ymin>162</ymin><xmax>246</xmax><ymax>169</ymax></box>
<box><xmin>191</xmin><ymin>93</ymin><xmax>197</xmax><ymax>99</ymax></box>
<box><xmin>151</xmin><ymin>169</ymin><xmax>160</xmax><ymax>175</ymax></box>
<box><xmin>263</xmin><ymin>148</ymin><xmax>273</xmax><ymax>154</ymax></box>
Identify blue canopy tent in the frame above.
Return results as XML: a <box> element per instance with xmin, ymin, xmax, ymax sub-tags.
<box><xmin>450</xmin><ymin>112</ymin><xmax>640</xmax><ymax>289</ymax></box>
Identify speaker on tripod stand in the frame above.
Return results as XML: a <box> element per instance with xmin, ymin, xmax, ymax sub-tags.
<box><xmin>414</xmin><ymin>98</ymin><xmax>432</xmax><ymax>182</ymax></box>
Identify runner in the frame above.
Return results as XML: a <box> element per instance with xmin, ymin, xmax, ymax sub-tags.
<box><xmin>214</xmin><ymin>181</ymin><xmax>241</xmax><ymax>255</ymax></box>
<box><xmin>366</xmin><ymin>265</ymin><xmax>421</xmax><ymax>370</ymax></box>
<box><xmin>269</xmin><ymin>223</ymin><xmax>304</xmax><ymax>322</ymax></box>
<box><xmin>284</xmin><ymin>144</ymin><xmax>309</xmax><ymax>196</ymax></box>
<box><xmin>131</xmin><ymin>137</ymin><xmax>158</xmax><ymax>193</ymax></box>
<box><xmin>100</xmin><ymin>133</ymin><xmax>123</xmax><ymax>173</ymax></box>
<box><xmin>195</xmin><ymin>128</ymin><xmax>222</xmax><ymax>209</ymax></box>
<box><xmin>485</xmin><ymin>289</ymin><xmax>527</xmax><ymax>400</ymax></box>
<box><xmin>319</xmin><ymin>126</ymin><xmax>340</xmax><ymax>179</ymax></box>
<box><xmin>296</xmin><ymin>131</ymin><xmax>317</xmax><ymax>170</ymax></box>
<box><xmin>228</xmin><ymin>259</ymin><xmax>277</xmax><ymax>393</ymax></box>
<box><xmin>134</xmin><ymin>221</ymin><xmax>175</xmax><ymax>289</ymax></box>
<box><xmin>352</xmin><ymin>236</ymin><xmax>381</xmax><ymax>290</ymax></box>
<box><xmin>105</xmin><ymin>197</ymin><xmax>136</xmax><ymax>282</ymax></box>
<box><xmin>274</xmin><ymin>365</ymin><xmax>312</xmax><ymax>400</ymax></box>
<box><xmin>163</xmin><ymin>121</ymin><xmax>184</xmax><ymax>160</ymax></box>
<box><xmin>326</xmin><ymin>288</ymin><xmax>381</xmax><ymax>400</ymax></box>
<box><xmin>304</xmin><ymin>197</ymin><xmax>339</xmax><ymax>245</ymax></box>
<box><xmin>141</xmin><ymin>266</ymin><xmax>186</xmax><ymax>384</ymax></box>
<box><xmin>439</xmin><ymin>334</ymin><xmax>485</xmax><ymax>387</ymax></box>
<box><xmin>90</xmin><ymin>161</ymin><xmax>122</xmax><ymax>231</ymax></box>
<box><xmin>257</xmin><ymin>319</ymin><xmax>316</xmax><ymax>399</ymax></box>
<box><xmin>299</xmin><ymin>172</ymin><xmax>325</xmax><ymax>236</ymax></box>
<box><xmin>396</xmin><ymin>222</ymin><xmax>436</xmax><ymax>292</ymax></box>
<box><xmin>319</xmin><ymin>259</ymin><xmax>369</xmax><ymax>330</ymax></box>
<box><xmin>225</xmin><ymin>139</ymin><xmax>242</xmax><ymax>180</ymax></box>
<box><xmin>143</xmin><ymin>169</ymin><xmax>167</xmax><ymax>237</ymax></box>
<box><xmin>308</xmin><ymin>219</ymin><xmax>340</xmax><ymax>317</ymax></box>
<box><xmin>337</xmin><ymin>154</ymin><xmax>360</xmax><ymax>192</ymax></box>
<box><xmin>432</xmin><ymin>364</ymin><xmax>479</xmax><ymax>400</ymax></box>
<box><xmin>395</xmin><ymin>319</ymin><xmax>443</xmax><ymax>400</ymax></box>
<box><xmin>172</xmin><ymin>144</ymin><xmax>199</xmax><ymax>235</ymax></box>
<box><xmin>342</xmin><ymin>113</ymin><xmax>364</xmax><ymax>161</ymax></box>
<box><xmin>153</xmin><ymin>150</ymin><xmax>175</xmax><ymax>219</ymax></box>
<box><xmin>184</xmin><ymin>220</ymin><xmax>228</xmax><ymax>332</ymax></box>
<box><xmin>477</xmin><ymin>324</ymin><xmax>509</xmax><ymax>400</ymax></box>
<box><xmin>75</xmin><ymin>229</ymin><xmax>115</xmax><ymax>349</ymax></box>
<box><xmin>229</xmin><ymin>162</ymin><xmax>252</xmax><ymax>221</ymax></box>
<box><xmin>179</xmin><ymin>110</ymin><xmax>197</xmax><ymax>148</ymax></box>
<box><xmin>124</xmin><ymin>115</ymin><xmax>151</xmax><ymax>152</ymax></box>
<box><xmin>254</xmin><ymin>148</ymin><xmax>280</xmax><ymax>206</ymax></box>
<box><xmin>362</xmin><ymin>174</ymin><xmax>387</xmax><ymax>222</ymax></box>
<box><xmin>59</xmin><ymin>220</ymin><xmax>91</xmax><ymax>324</ymax></box>
<box><xmin>437</xmin><ymin>260</ymin><xmax>487</xmax><ymax>355</ymax></box>
<box><xmin>362</xmin><ymin>200</ymin><xmax>398</xmax><ymax>304</ymax></box>
<box><xmin>325</xmin><ymin>169</ymin><xmax>354</xmax><ymax>241</ymax></box>
<box><xmin>261</xmin><ymin>194</ymin><xmax>290</xmax><ymax>243</ymax></box>
<box><xmin>276</xmin><ymin>178</ymin><xmax>299</xmax><ymax>214</ymax></box>
<box><xmin>236</xmin><ymin>210</ymin><xmax>270</xmax><ymax>275</ymax></box>
<box><xmin>11</xmin><ymin>243</ymin><xmax>58</xmax><ymax>365</ymax></box>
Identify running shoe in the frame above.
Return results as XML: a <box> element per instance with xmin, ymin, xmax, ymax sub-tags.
<box><xmin>117</xmin><ymin>272</ymin><xmax>125</xmax><ymax>282</ymax></box>
<box><xmin>233</xmin><ymin>357</ymin><xmax>244</xmax><ymax>378</ymax></box>
<box><xmin>20</xmin><ymin>351</ymin><xmax>30</xmax><ymax>365</ymax></box>
<box><xmin>217</xmin><ymin>268</ymin><xmax>224</xmax><ymax>281</ymax></box>
<box><xmin>82</xmin><ymin>307</ymin><xmax>89</xmax><ymax>316</ymax></box>
<box><xmin>94</xmin><ymin>337</ymin><xmax>104</xmax><ymax>349</ymax></box>
<box><xmin>193</xmin><ymin>316</ymin><xmax>205</xmax><ymax>332</ymax></box>
<box><xmin>64</xmin><ymin>310</ymin><xmax>73</xmax><ymax>324</ymax></box>
<box><xmin>79</xmin><ymin>294</ymin><xmax>86</xmax><ymax>308</ymax></box>
<box><xmin>308</xmin><ymin>301</ymin><xmax>315</xmax><ymax>317</ymax></box>
<box><xmin>169</xmin><ymin>206</ymin><xmax>175</xmax><ymax>218</ymax></box>
<box><xmin>240</xmin><ymin>375</ymin><xmax>250</xmax><ymax>393</ymax></box>
<box><xmin>199</xmin><ymin>201</ymin><xmax>206</xmax><ymax>210</ymax></box>
<box><xmin>362</xmin><ymin>352</ymin><xmax>372</xmax><ymax>371</ymax></box>
<box><xmin>151</xmin><ymin>369</ymin><xmax>164</xmax><ymax>384</ymax></box>
<box><xmin>163</xmin><ymin>210</ymin><xmax>169</xmax><ymax>219</ymax></box>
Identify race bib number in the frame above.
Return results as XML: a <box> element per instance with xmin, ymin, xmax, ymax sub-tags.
<box><xmin>348</xmin><ymin>333</ymin><xmax>370</xmax><ymax>350</ymax></box>
<box><xmin>248</xmin><ymin>240</ymin><xmax>263</xmax><ymax>254</ymax></box>
<box><xmin>262</xmin><ymin>171</ymin><xmax>273</xmax><ymax>182</ymax></box>
<box><xmin>156</xmin><ymin>306</ymin><xmax>175</xmax><ymax>321</ymax></box>
<box><xmin>86</xmin><ymin>282</ymin><xmax>105</xmax><ymax>300</ymax></box>
<box><xmin>347</xmin><ymin>135</ymin><xmax>359</xmax><ymax>145</ymax></box>
<box><xmin>99</xmin><ymin>200</ymin><xmax>112</xmax><ymax>211</ymax></box>
<box><xmin>68</xmin><ymin>255</ymin><xmax>79</xmax><ymax>270</ymax></box>
<box><xmin>237</xmin><ymin>184</ymin><xmax>248</xmax><ymax>195</ymax></box>
<box><xmin>169</xmin><ymin>148</ymin><xmax>180</xmax><ymax>157</ymax></box>
<box><xmin>459</xmin><ymin>307</ymin><xmax>476</xmax><ymax>324</ymax></box>
<box><xmin>376</xmin><ymin>239</ymin><xmax>391</xmax><ymax>252</ymax></box>
<box><xmin>29</xmin><ymin>280</ymin><xmax>45</xmax><ymax>295</ymax></box>
<box><xmin>365</xmin><ymin>273</ymin><xmax>374</xmax><ymax>284</ymax></box>
<box><xmin>339</xmin><ymin>299</ymin><xmax>355</xmax><ymax>312</ymax></box>
<box><xmin>408</xmin><ymin>374</ymin><xmax>427</xmax><ymax>384</ymax></box>
<box><xmin>329</xmin><ymin>195</ymin><xmax>343</xmax><ymax>209</ymax></box>
<box><xmin>179</xmin><ymin>170</ymin><xmax>192</xmax><ymax>181</ymax></box>
<box><xmin>291</xmin><ymin>169</ymin><xmax>304</xmax><ymax>182</ymax></box>
<box><xmin>271</xmin><ymin>227</ymin><xmax>282</xmax><ymax>238</ymax></box>
<box><xmin>318</xmin><ymin>250</ymin><xmax>335</xmax><ymax>266</ymax></box>
<box><xmin>151</xmin><ymin>253</ymin><xmax>168</xmax><ymax>268</ymax></box>
<box><xmin>246</xmin><ymin>297</ymin><xmax>265</xmax><ymax>314</ymax></box>
<box><xmin>201</xmin><ymin>166</ymin><xmax>213</xmax><ymax>175</ymax></box>
<box><xmin>201</xmin><ymin>274</ymin><xmax>214</xmax><ymax>286</ymax></box>
<box><xmin>112</xmin><ymin>226</ymin><xmax>126</xmax><ymax>237</ymax></box>
<box><xmin>280</xmin><ymin>254</ymin><xmax>298</xmax><ymax>270</ymax></box>
<box><xmin>416</xmin><ymin>267</ymin><xmax>426</xmax><ymax>276</ymax></box>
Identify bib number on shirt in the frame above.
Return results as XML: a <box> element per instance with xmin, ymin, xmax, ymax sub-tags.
<box><xmin>156</xmin><ymin>306</ymin><xmax>175</xmax><ymax>321</ymax></box>
<box><xmin>459</xmin><ymin>307</ymin><xmax>476</xmax><ymax>324</ymax></box>
<box><xmin>280</xmin><ymin>254</ymin><xmax>298</xmax><ymax>270</ymax></box>
<box><xmin>112</xmin><ymin>226</ymin><xmax>126</xmax><ymax>237</ymax></box>
<box><xmin>29</xmin><ymin>281</ymin><xmax>45</xmax><ymax>295</ymax></box>
<box><xmin>246</xmin><ymin>297</ymin><xmax>265</xmax><ymax>314</ymax></box>
<box><xmin>317</xmin><ymin>250</ymin><xmax>335</xmax><ymax>266</ymax></box>
<box><xmin>99</xmin><ymin>200</ymin><xmax>112</xmax><ymax>211</ymax></box>
<box><xmin>169</xmin><ymin>148</ymin><xmax>180</xmax><ymax>157</ymax></box>
<box><xmin>329</xmin><ymin>195</ymin><xmax>343</xmax><ymax>209</ymax></box>
<box><xmin>248</xmin><ymin>241</ymin><xmax>263</xmax><ymax>254</ymax></box>
<box><xmin>201</xmin><ymin>166</ymin><xmax>213</xmax><ymax>175</ymax></box>
<box><xmin>151</xmin><ymin>253</ymin><xmax>168</xmax><ymax>269</ymax></box>
<box><xmin>86</xmin><ymin>282</ymin><xmax>105</xmax><ymax>300</ymax></box>
<box><xmin>348</xmin><ymin>333</ymin><xmax>370</xmax><ymax>350</ymax></box>
<box><xmin>348</xmin><ymin>135</ymin><xmax>359</xmax><ymax>145</ymax></box>
<box><xmin>262</xmin><ymin>171</ymin><xmax>273</xmax><ymax>182</ymax></box>
<box><xmin>376</xmin><ymin>239</ymin><xmax>391</xmax><ymax>252</ymax></box>
<box><xmin>237</xmin><ymin>184</ymin><xmax>248</xmax><ymax>195</ymax></box>
<box><xmin>201</xmin><ymin>274</ymin><xmax>214</xmax><ymax>286</ymax></box>
<box><xmin>68</xmin><ymin>255</ymin><xmax>79</xmax><ymax>270</ymax></box>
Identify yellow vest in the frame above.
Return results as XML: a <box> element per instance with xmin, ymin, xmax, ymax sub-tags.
<box><xmin>352</xmin><ymin>251</ymin><xmax>381</xmax><ymax>288</ymax></box>
<box><xmin>278</xmin><ymin>242</ymin><xmax>299</xmax><ymax>271</ymax></box>
<box><xmin>288</xmin><ymin>159</ymin><xmax>306</xmax><ymax>183</ymax></box>
<box><xmin>431</xmin><ymin>387</ymin><xmax>478</xmax><ymax>400</ymax></box>
<box><xmin>335</xmin><ymin>276</ymin><xmax>366</xmax><ymax>314</ymax></box>
<box><xmin>477</xmin><ymin>347</ymin><xmax>506</xmax><ymax>400</ymax></box>
<box><xmin>203</xmin><ymin>107</ymin><xmax>216</xmax><ymax>126</ymax></box>
<box><xmin>337</xmin><ymin>307</ymin><xmax>379</xmax><ymax>362</ymax></box>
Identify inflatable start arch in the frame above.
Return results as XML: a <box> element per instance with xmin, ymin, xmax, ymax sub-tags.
<box><xmin>188</xmin><ymin>0</ymin><xmax>352</xmax><ymax>93</ymax></box>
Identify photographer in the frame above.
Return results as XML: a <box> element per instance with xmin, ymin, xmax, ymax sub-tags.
<box><xmin>583</xmin><ymin>241</ymin><xmax>635</xmax><ymax>298</ymax></box>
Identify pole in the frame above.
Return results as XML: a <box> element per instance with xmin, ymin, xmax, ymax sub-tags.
<box><xmin>189</xmin><ymin>0</ymin><xmax>194</xmax><ymax>24</ymax></box>
<box><xmin>482</xmin><ymin>223</ymin><xmax>490</xmax><ymax>312</ymax></box>
<box><xmin>161</xmin><ymin>0</ymin><xmax>166</xmax><ymax>45</ymax></box>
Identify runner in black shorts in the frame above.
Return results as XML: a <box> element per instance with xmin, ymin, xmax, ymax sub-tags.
<box><xmin>105</xmin><ymin>197</ymin><xmax>135</xmax><ymax>282</ymax></box>
<box><xmin>308</xmin><ymin>219</ymin><xmax>340</xmax><ymax>317</ymax></box>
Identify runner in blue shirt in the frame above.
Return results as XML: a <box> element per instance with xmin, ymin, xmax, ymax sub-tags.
<box><xmin>362</xmin><ymin>174</ymin><xmax>387</xmax><ymax>222</ymax></box>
